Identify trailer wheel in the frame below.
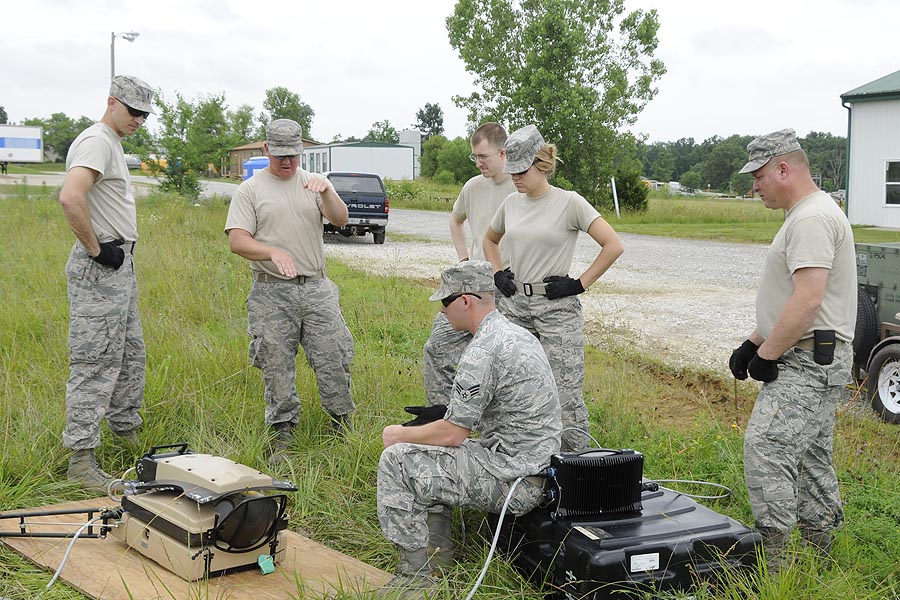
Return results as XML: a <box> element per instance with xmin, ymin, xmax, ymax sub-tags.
<box><xmin>854</xmin><ymin>286</ymin><xmax>879</xmax><ymax>370</ymax></box>
<box><xmin>867</xmin><ymin>344</ymin><xmax>900</xmax><ymax>424</ymax></box>
<box><xmin>373</xmin><ymin>230</ymin><xmax>386</xmax><ymax>245</ymax></box>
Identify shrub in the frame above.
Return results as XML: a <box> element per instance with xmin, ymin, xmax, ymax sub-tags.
<box><xmin>434</xmin><ymin>170</ymin><xmax>456</xmax><ymax>185</ymax></box>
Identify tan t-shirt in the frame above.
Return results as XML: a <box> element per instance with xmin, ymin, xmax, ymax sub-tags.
<box><xmin>224</xmin><ymin>168</ymin><xmax>326</xmax><ymax>277</ymax></box>
<box><xmin>756</xmin><ymin>190</ymin><xmax>857</xmax><ymax>342</ymax></box>
<box><xmin>490</xmin><ymin>186</ymin><xmax>601</xmax><ymax>283</ymax></box>
<box><xmin>65</xmin><ymin>122</ymin><xmax>137</xmax><ymax>242</ymax></box>
<box><xmin>451</xmin><ymin>174</ymin><xmax>516</xmax><ymax>263</ymax></box>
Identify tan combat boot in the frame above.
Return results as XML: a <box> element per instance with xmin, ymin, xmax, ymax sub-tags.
<box><xmin>269</xmin><ymin>422</ymin><xmax>295</xmax><ymax>467</ymax></box>
<box><xmin>67</xmin><ymin>449</ymin><xmax>114</xmax><ymax>494</ymax></box>
<box><xmin>377</xmin><ymin>547</ymin><xmax>438</xmax><ymax>600</ymax></box>
<box><xmin>426</xmin><ymin>512</ymin><xmax>454</xmax><ymax>573</ymax></box>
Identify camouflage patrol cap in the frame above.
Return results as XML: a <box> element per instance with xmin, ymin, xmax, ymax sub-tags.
<box><xmin>739</xmin><ymin>128</ymin><xmax>803</xmax><ymax>174</ymax></box>
<box><xmin>266</xmin><ymin>119</ymin><xmax>303</xmax><ymax>156</ymax></box>
<box><xmin>109</xmin><ymin>75</ymin><xmax>155</xmax><ymax>114</ymax></box>
<box><xmin>503</xmin><ymin>125</ymin><xmax>545</xmax><ymax>174</ymax></box>
<box><xmin>430</xmin><ymin>260</ymin><xmax>495</xmax><ymax>301</ymax></box>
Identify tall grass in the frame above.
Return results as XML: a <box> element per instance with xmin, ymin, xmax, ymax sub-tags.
<box><xmin>1</xmin><ymin>193</ymin><xmax>899</xmax><ymax>598</ymax></box>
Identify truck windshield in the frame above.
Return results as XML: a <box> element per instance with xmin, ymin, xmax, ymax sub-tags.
<box><xmin>329</xmin><ymin>176</ymin><xmax>384</xmax><ymax>194</ymax></box>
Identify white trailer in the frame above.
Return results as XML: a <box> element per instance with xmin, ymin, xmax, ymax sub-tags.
<box><xmin>303</xmin><ymin>142</ymin><xmax>416</xmax><ymax>180</ymax></box>
<box><xmin>0</xmin><ymin>125</ymin><xmax>44</xmax><ymax>163</ymax></box>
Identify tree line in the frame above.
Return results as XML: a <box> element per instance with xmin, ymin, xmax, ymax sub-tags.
<box><xmin>637</xmin><ymin>132</ymin><xmax>847</xmax><ymax>196</ymax></box>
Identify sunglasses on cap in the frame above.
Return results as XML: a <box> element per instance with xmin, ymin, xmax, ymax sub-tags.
<box><xmin>441</xmin><ymin>292</ymin><xmax>482</xmax><ymax>307</ymax></box>
<box><xmin>115</xmin><ymin>98</ymin><xmax>150</xmax><ymax>119</ymax></box>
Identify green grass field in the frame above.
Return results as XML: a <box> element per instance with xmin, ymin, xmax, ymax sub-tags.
<box><xmin>1</xmin><ymin>191</ymin><xmax>899</xmax><ymax>599</ymax></box>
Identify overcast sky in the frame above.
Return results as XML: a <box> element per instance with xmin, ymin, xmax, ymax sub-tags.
<box><xmin>2</xmin><ymin>0</ymin><xmax>897</xmax><ymax>145</ymax></box>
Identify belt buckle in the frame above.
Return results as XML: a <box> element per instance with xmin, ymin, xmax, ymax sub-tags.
<box><xmin>522</xmin><ymin>282</ymin><xmax>533</xmax><ymax>297</ymax></box>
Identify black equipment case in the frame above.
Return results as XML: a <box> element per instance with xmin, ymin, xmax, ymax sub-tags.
<box><xmin>494</xmin><ymin>485</ymin><xmax>761</xmax><ymax>599</ymax></box>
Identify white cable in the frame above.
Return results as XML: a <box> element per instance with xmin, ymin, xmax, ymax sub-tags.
<box><xmin>652</xmin><ymin>479</ymin><xmax>733</xmax><ymax>500</ymax></box>
<box><xmin>560</xmin><ymin>426</ymin><xmax>601</xmax><ymax>449</ymax></box>
<box><xmin>35</xmin><ymin>515</ymin><xmax>106</xmax><ymax>598</ymax></box>
<box><xmin>463</xmin><ymin>476</ymin><xmax>523</xmax><ymax>600</ymax></box>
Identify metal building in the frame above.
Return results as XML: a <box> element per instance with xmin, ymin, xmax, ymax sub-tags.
<box><xmin>842</xmin><ymin>68</ymin><xmax>900</xmax><ymax>226</ymax></box>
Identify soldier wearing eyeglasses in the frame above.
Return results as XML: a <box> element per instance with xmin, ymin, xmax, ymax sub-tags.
<box><xmin>225</xmin><ymin>119</ymin><xmax>355</xmax><ymax>466</ymax></box>
<box><xmin>423</xmin><ymin>123</ymin><xmax>516</xmax><ymax>409</ymax></box>
<box><xmin>58</xmin><ymin>75</ymin><xmax>155</xmax><ymax>491</ymax></box>
<box><xmin>377</xmin><ymin>260</ymin><xmax>561</xmax><ymax>597</ymax></box>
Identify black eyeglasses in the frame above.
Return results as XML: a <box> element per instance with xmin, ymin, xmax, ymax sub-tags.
<box><xmin>441</xmin><ymin>293</ymin><xmax>481</xmax><ymax>307</ymax></box>
<box><xmin>116</xmin><ymin>98</ymin><xmax>150</xmax><ymax>119</ymax></box>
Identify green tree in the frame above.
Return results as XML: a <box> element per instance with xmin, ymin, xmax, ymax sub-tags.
<box><xmin>189</xmin><ymin>94</ymin><xmax>231</xmax><ymax>176</ymax></box>
<box><xmin>679</xmin><ymin>169</ymin><xmax>702</xmax><ymax>192</ymax></box>
<box><xmin>447</xmin><ymin>0</ymin><xmax>665</xmax><ymax>204</ymax></box>
<box><xmin>365</xmin><ymin>120</ymin><xmax>399</xmax><ymax>143</ymax></box>
<box><xmin>698</xmin><ymin>135</ymin><xmax>752</xmax><ymax>192</ymax></box>
<box><xmin>23</xmin><ymin>113</ymin><xmax>94</xmax><ymax>161</ymax></box>
<box><xmin>0</xmin><ymin>106</ymin><xmax>7</xmax><ymax>124</ymax></box>
<box><xmin>151</xmin><ymin>92</ymin><xmax>202</xmax><ymax>198</ymax></box>
<box><xmin>649</xmin><ymin>148</ymin><xmax>675</xmax><ymax>182</ymax></box>
<box><xmin>420</xmin><ymin>134</ymin><xmax>447</xmax><ymax>178</ymax></box>
<box><xmin>435</xmin><ymin>136</ymin><xmax>479</xmax><ymax>183</ymax></box>
<box><xmin>260</xmin><ymin>87</ymin><xmax>314</xmax><ymax>138</ymax></box>
<box><xmin>414</xmin><ymin>102</ymin><xmax>444</xmax><ymax>141</ymax></box>
<box><xmin>227</xmin><ymin>104</ymin><xmax>257</xmax><ymax>146</ymax></box>
<box><xmin>801</xmin><ymin>131</ymin><xmax>846</xmax><ymax>191</ymax></box>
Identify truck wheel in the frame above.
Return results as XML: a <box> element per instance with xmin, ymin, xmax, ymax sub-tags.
<box><xmin>867</xmin><ymin>344</ymin><xmax>900</xmax><ymax>424</ymax></box>
<box><xmin>373</xmin><ymin>231</ymin><xmax>386</xmax><ymax>245</ymax></box>
<box><xmin>854</xmin><ymin>286</ymin><xmax>879</xmax><ymax>370</ymax></box>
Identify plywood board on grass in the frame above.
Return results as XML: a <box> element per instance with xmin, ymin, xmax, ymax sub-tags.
<box><xmin>0</xmin><ymin>498</ymin><xmax>391</xmax><ymax>599</ymax></box>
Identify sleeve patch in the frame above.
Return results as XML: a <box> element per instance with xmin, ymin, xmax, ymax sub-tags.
<box><xmin>453</xmin><ymin>381</ymin><xmax>481</xmax><ymax>402</ymax></box>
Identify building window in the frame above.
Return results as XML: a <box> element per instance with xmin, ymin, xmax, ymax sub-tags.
<box><xmin>302</xmin><ymin>154</ymin><xmax>307</xmax><ymax>170</ymax></box>
<box><xmin>887</xmin><ymin>161</ymin><xmax>900</xmax><ymax>205</ymax></box>
<box><xmin>323</xmin><ymin>154</ymin><xmax>328</xmax><ymax>172</ymax></box>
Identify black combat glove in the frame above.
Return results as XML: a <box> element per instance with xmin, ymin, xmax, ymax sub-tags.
<box><xmin>728</xmin><ymin>339</ymin><xmax>759</xmax><ymax>380</ymax></box>
<box><xmin>748</xmin><ymin>354</ymin><xmax>782</xmax><ymax>383</ymax></box>
<box><xmin>493</xmin><ymin>269</ymin><xmax>517</xmax><ymax>298</ymax></box>
<box><xmin>91</xmin><ymin>241</ymin><xmax>125</xmax><ymax>269</ymax></box>
<box><xmin>542</xmin><ymin>275</ymin><xmax>585</xmax><ymax>300</ymax></box>
<box><xmin>401</xmin><ymin>404</ymin><xmax>447</xmax><ymax>427</ymax></box>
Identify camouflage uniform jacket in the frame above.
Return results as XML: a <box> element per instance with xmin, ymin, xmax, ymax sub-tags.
<box><xmin>444</xmin><ymin>310</ymin><xmax>561</xmax><ymax>480</ymax></box>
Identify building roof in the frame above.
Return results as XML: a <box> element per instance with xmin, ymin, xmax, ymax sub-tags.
<box><xmin>310</xmin><ymin>141</ymin><xmax>414</xmax><ymax>149</ymax></box>
<box><xmin>841</xmin><ymin>68</ymin><xmax>900</xmax><ymax>103</ymax></box>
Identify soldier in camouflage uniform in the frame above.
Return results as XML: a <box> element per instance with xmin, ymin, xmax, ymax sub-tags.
<box><xmin>422</xmin><ymin>123</ymin><xmax>515</xmax><ymax>406</ymax></box>
<box><xmin>58</xmin><ymin>75</ymin><xmax>155</xmax><ymax>492</ymax></box>
<box><xmin>484</xmin><ymin>125</ymin><xmax>624</xmax><ymax>453</ymax></box>
<box><xmin>225</xmin><ymin>119</ymin><xmax>355</xmax><ymax>465</ymax></box>
<box><xmin>377</xmin><ymin>261</ymin><xmax>561</xmax><ymax>599</ymax></box>
<box><xmin>729</xmin><ymin>129</ymin><xmax>856</xmax><ymax>568</ymax></box>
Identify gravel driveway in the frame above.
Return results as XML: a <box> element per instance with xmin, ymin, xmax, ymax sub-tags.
<box><xmin>325</xmin><ymin>209</ymin><xmax>769</xmax><ymax>375</ymax></box>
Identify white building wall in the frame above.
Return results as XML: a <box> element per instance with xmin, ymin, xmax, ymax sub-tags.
<box><xmin>326</xmin><ymin>146</ymin><xmax>414</xmax><ymax>180</ymax></box>
<box><xmin>847</xmin><ymin>99</ymin><xmax>900</xmax><ymax>226</ymax></box>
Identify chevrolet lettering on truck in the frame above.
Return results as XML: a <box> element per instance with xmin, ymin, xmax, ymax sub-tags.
<box><xmin>325</xmin><ymin>172</ymin><xmax>389</xmax><ymax>244</ymax></box>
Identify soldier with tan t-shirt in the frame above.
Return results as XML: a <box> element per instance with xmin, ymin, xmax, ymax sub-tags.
<box><xmin>485</xmin><ymin>125</ymin><xmax>624</xmax><ymax>453</ymax></box>
<box><xmin>59</xmin><ymin>75</ymin><xmax>155</xmax><ymax>492</ymax></box>
<box><xmin>728</xmin><ymin>129</ymin><xmax>855</xmax><ymax>569</ymax></box>
<box><xmin>225</xmin><ymin>119</ymin><xmax>355</xmax><ymax>466</ymax></box>
<box><xmin>423</xmin><ymin>123</ymin><xmax>515</xmax><ymax>406</ymax></box>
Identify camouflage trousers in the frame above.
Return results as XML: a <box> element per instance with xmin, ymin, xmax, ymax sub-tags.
<box><xmin>377</xmin><ymin>441</ymin><xmax>545</xmax><ymax>552</ymax></box>
<box><xmin>744</xmin><ymin>343</ymin><xmax>851</xmax><ymax>546</ymax></box>
<box><xmin>422</xmin><ymin>312</ymin><xmax>472</xmax><ymax>406</ymax></box>
<box><xmin>247</xmin><ymin>277</ymin><xmax>354</xmax><ymax>425</ymax></box>
<box><xmin>63</xmin><ymin>243</ymin><xmax>145</xmax><ymax>450</ymax></box>
<box><xmin>497</xmin><ymin>294</ymin><xmax>589</xmax><ymax>452</ymax></box>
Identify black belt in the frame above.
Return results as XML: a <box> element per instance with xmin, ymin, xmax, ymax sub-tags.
<box><xmin>254</xmin><ymin>271</ymin><xmax>324</xmax><ymax>284</ymax></box>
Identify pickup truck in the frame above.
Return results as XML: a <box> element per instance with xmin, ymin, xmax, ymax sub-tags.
<box><xmin>324</xmin><ymin>171</ymin><xmax>389</xmax><ymax>244</ymax></box>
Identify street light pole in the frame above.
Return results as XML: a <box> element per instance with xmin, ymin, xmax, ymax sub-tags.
<box><xmin>110</xmin><ymin>31</ymin><xmax>140</xmax><ymax>80</ymax></box>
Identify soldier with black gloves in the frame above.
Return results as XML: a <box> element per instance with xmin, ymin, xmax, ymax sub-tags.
<box><xmin>58</xmin><ymin>75</ymin><xmax>155</xmax><ymax>491</ymax></box>
<box><xmin>728</xmin><ymin>129</ymin><xmax>856</xmax><ymax>570</ymax></box>
<box><xmin>483</xmin><ymin>124</ymin><xmax>624</xmax><ymax>452</ymax></box>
